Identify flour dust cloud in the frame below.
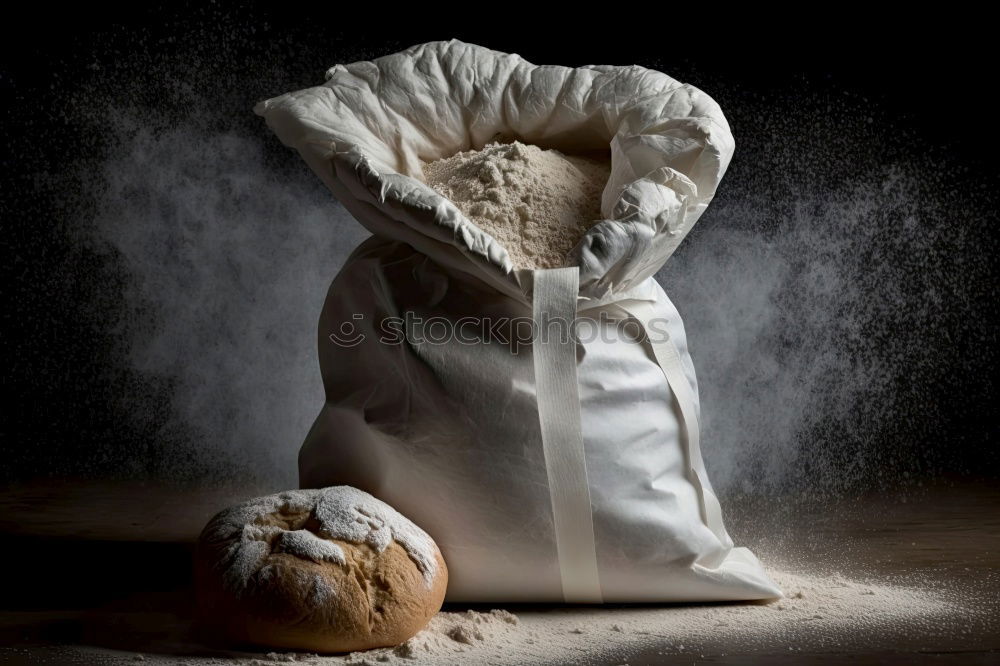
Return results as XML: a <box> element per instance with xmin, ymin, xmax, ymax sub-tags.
<box><xmin>88</xmin><ymin>108</ymin><xmax>367</xmax><ymax>489</ymax></box>
<box><xmin>42</xmin><ymin>24</ymin><xmax>993</xmax><ymax>496</ymax></box>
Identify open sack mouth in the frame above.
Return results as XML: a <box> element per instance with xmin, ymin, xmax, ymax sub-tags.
<box><xmin>255</xmin><ymin>39</ymin><xmax>734</xmax><ymax>301</ymax></box>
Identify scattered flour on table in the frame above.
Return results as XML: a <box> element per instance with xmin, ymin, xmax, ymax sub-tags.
<box><xmin>16</xmin><ymin>570</ymin><xmax>982</xmax><ymax>665</ymax></box>
<box><xmin>422</xmin><ymin>141</ymin><xmax>610</xmax><ymax>270</ymax></box>
<box><xmin>305</xmin><ymin>570</ymin><xmax>966</xmax><ymax>664</ymax></box>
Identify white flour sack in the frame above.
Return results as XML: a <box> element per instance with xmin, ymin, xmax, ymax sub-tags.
<box><xmin>255</xmin><ymin>40</ymin><xmax>781</xmax><ymax>603</ymax></box>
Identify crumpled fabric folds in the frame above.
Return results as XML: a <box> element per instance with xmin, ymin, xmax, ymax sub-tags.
<box><xmin>255</xmin><ymin>39</ymin><xmax>781</xmax><ymax>602</ymax></box>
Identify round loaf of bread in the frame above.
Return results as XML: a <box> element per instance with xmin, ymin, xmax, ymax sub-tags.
<box><xmin>195</xmin><ymin>486</ymin><xmax>448</xmax><ymax>653</ymax></box>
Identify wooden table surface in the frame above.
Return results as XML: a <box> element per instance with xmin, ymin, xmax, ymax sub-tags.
<box><xmin>0</xmin><ymin>479</ymin><xmax>997</xmax><ymax>664</ymax></box>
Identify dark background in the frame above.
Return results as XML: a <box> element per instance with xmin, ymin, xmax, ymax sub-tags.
<box><xmin>2</xmin><ymin>7</ymin><xmax>997</xmax><ymax>496</ymax></box>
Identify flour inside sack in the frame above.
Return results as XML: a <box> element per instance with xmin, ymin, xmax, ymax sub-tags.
<box><xmin>421</xmin><ymin>141</ymin><xmax>611</xmax><ymax>270</ymax></box>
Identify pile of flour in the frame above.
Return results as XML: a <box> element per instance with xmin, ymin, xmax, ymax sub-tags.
<box><xmin>422</xmin><ymin>141</ymin><xmax>610</xmax><ymax>270</ymax></box>
<box><xmin>343</xmin><ymin>610</ymin><xmax>520</xmax><ymax>665</ymax></box>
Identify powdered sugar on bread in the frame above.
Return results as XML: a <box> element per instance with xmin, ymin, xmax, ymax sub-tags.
<box><xmin>313</xmin><ymin>486</ymin><xmax>438</xmax><ymax>584</ymax></box>
<box><xmin>200</xmin><ymin>486</ymin><xmax>440</xmax><ymax>588</ymax></box>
